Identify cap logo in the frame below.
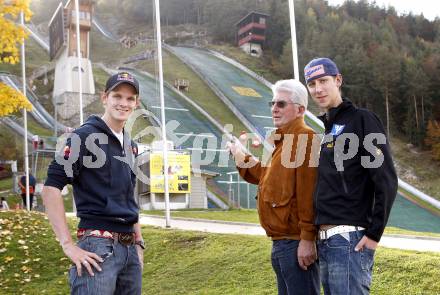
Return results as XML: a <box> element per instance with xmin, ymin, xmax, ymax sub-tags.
<box><xmin>305</xmin><ymin>64</ymin><xmax>326</xmax><ymax>81</ymax></box>
<box><xmin>117</xmin><ymin>72</ymin><xmax>134</xmax><ymax>83</ymax></box>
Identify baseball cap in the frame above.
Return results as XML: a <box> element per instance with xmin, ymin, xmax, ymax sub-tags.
<box><xmin>304</xmin><ymin>57</ymin><xmax>340</xmax><ymax>84</ymax></box>
<box><xmin>105</xmin><ymin>72</ymin><xmax>139</xmax><ymax>95</ymax></box>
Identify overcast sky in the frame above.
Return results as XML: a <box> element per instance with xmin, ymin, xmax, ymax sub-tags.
<box><xmin>326</xmin><ymin>0</ymin><xmax>439</xmax><ymax>20</ymax></box>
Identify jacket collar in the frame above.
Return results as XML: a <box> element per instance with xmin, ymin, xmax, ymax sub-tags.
<box><xmin>318</xmin><ymin>98</ymin><xmax>356</xmax><ymax>130</ymax></box>
<box><xmin>272</xmin><ymin>116</ymin><xmax>306</xmax><ymax>145</ymax></box>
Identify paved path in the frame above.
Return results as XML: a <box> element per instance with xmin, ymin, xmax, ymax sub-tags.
<box><xmin>139</xmin><ymin>214</ymin><xmax>440</xmax><ymax>253</ymax></box>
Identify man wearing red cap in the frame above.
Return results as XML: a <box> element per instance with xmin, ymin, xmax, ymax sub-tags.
<box><xmin>304</xmin><ymin>57</ymin><xmax>397</xmax><ymax>294</ymax></box>
<box><xmin>42</xmin><ymin>72</ymin><xmax>145</xmax><ymax>294</ymax></box>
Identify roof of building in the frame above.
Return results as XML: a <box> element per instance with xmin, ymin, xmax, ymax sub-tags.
<box><xmin>235</xmin><ymin>11</ymin><xmax>270</xmax><ymax>26</ymax></box>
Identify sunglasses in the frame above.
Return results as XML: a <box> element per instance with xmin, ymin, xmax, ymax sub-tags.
<box><xmin>268</xmin><ymin>100</ymin><xmax>299</xmax><ymax>108</ymax></box>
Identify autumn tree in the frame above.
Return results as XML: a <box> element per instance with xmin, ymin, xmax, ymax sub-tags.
<box><xmin>425</xmin><ymin>120</ymin><xmax>440</xmax><ymax>161</ymax></box>
<box><xmin>0</xmin><ymin>0</ymin><xmax>32</xmax><ymax>117</ymax></box>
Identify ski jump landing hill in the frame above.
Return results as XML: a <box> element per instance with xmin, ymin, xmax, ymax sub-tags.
<box><xmin>166</xmin><ymin>45</ymin><xmax>440</xmax><ymax>233</ymax></box>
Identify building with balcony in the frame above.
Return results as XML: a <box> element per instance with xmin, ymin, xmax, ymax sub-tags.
<box><xmin>236</xmin><ymin>11</ymin><xmax>269</xmax><ymax>57</ymax></box>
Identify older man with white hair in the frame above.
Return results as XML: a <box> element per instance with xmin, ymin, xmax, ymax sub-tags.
<box><xmin>228</xmin><ymin>79</ymin><xmax>320</xmax><ymax>295</ymax></box>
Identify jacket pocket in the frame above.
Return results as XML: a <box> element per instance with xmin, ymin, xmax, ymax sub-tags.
<box><xmin>260</xmin><ymin>197</ymin><xmax>298</xmax><ymax>235</ymax></box>
<box><xmin>260</xmin><ymin>177</ymin><xmax>295</xmax><ymax>207</ymax></box>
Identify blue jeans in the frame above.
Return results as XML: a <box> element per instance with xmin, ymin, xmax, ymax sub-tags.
<box><xmin>271</xmin><ymin>240</ymin><xmax>320</xmax><ymax>295</ymax></box>
<box><xmin>317</xmin><ymin>230</ymin><xmax>375</xmax><ymax>295</ymax></box>
<box><xmin>69</xmin><ymin>236</ymin><xmax>142</xmax><ymax>295</ymax></box>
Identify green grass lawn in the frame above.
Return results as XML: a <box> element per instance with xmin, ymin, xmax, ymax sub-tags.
<box><xmin>0</xmin><ymin>177</ymin><xmax>20</xmax><ymax>211</ymax></box>
<box><xmin>0</xmin><ymin>211</ymin><xmax>439</xmax><ymax>294</ymax></box>
<box><xmin>0</xmin><ymin>177</ymin><xmax>13</xmax><ymax>192</ymax></box>
<box><xmin>144</xmin><ymin>209</ymin><xmax>440</xmax><ymax>238</ymax></box>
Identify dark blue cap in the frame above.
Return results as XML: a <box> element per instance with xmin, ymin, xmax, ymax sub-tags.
<box><xmin>105</xmin><ymin>72</ymin><xmax>139</xmax><ymax>95</ymax></box>
<box><xmin>304</xmin><ymin>57</ymin><xmax>340</xmax><ymax>84</ymax></box>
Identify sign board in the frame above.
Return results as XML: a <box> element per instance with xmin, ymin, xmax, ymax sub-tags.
<box><xmin>150</xmin><ymin>152</ymin><xmax>191</xmax><ymax>193</ymax></box>
<box><xmin>49</xmin><ymin>4</ymin><xmax>66</xmax><ymax>61</ymax></box>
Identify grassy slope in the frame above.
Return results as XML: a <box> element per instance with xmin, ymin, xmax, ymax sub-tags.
<box><xmin>0</xmin><ymin>178</ymin><xmax>13</xmax><ymax>191</ymax></box>
<box><xmin>0</xmin><ymin>37</ymin><xmax>51</xmax><ymax>76</ymax></box>
<box><xmin>89</xmin><ymin>31</ymin><xmax>143</xmax><ymax>64</ymax></box>
<box><xmin>392</xmin><ymin>137</ymin><xmax>440</xmax><ymax>201</ymax></box>
<box><xmin>0</xmin><ymin>211</ymin><xmax>439</xmax><ymax>295</ymax></box>
<box><xmin>207</xmin><ymin>43</ymin><xmax>282</xmax><ymax>84</ymax></box>
<box><xmin>27</xmin><ymin>116</ymin><xmax>52</xmax><ymax>137</ymax></box>
<box><xmin>207</xmin><ymin>43</ymin><xmax>322</xmax><ymax>117</ymax></box>
<box><xmin>145</xmin><ymin>209</ymin><xmax>440</xmax><ymax>238</ymax></box>
<box><xmin>208</xmin><ymin>44</ymin><xmax>440</xmax><ymax>204</ymax></box>
<box><xmin>137</xmin><ymin>52</ymin><xmax>251</xmax><ymax>137</ymax></box>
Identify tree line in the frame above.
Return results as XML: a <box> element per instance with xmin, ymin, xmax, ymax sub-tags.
<box><xmin>97</xmin><ymin>0</ymin><xmax>440</xmax><ymax>159</ymax></box>
<box><xmin>35</xmin><ymin>0</ymin><xmax>440</xmax><ymax>160</ymax></box>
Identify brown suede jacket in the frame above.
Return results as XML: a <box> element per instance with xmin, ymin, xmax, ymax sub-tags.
<box><xmin>236</xmin><ymin>117</ymin><xmax>318</xmax><ymax>241</ymax></box>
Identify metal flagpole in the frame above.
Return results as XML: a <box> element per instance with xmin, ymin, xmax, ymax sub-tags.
<box><xmin>288</xmin><ymin>0</ymin><xmax>300</xmax><ymax>80</ymax></box>
<box><xmin>74</xmin><ymin>0</ymin><xmax>84</xmax><ymax>125</ymax></box>
<box><xmin>237</xmin><ymin>173</ymin><xmax>241</xmax><ymax>208</ymax></box>
<box><xmin>20</xmin><ymin>11</ymin><xmax>30</xmax><ymax>211</ymax></box>
<box><xmin>154</xmin><ymin>0</ymin><xmax>171</xmax><ymax>227</ymax></box>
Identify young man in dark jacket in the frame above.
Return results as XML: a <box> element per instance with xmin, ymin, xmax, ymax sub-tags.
<box><xmin>304</xmin><ymin>57</ymin><xmax>398</xmax><ymax>294</ymax></box>
<box><xmin>42</xmin><ymin>72</ymin><xmax>144</xmax><ymax>295</ymax></box>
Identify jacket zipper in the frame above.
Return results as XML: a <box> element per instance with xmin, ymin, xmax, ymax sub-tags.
<box><xmin>339</xmin><ymin>171</ymin><xmax>349</xmax><ymax>194</ymax></box>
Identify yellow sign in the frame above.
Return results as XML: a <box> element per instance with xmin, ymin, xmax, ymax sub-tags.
<box><xmin>150</xmin><ymin>152</ymin><xmax>191</xmax><ymax>193</ymax></box>
<box><xmin>232</xmin><ymin>86</ymin><xmax>262</xmax><ymax>98</ymax></box>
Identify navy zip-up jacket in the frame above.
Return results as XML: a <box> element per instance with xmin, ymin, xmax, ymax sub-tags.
<box><xmin>315</xmin><ymin>99</ymin><xmax>398</xmax><ymax>242</ymax></box>
<box><xmin>45</xmin><ymin>115</ymin><xmax>139</xmax><ymax>233</ymax></box>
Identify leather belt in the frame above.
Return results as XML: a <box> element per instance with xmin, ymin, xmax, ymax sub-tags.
<box><xmin>318</xmin><ymin>225</ymin><xmax>365</xmax><ymax>240</ymax></box>
<box><xmin>77</xmin><ymin>228</ymin><xmax>135</xmax><ymax>246</ymax></box>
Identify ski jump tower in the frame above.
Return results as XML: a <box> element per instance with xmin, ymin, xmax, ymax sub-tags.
<box><xmin>49</xmin><ymin>0</ymin><xmax>95</xmax><ymax>126</ymax></box>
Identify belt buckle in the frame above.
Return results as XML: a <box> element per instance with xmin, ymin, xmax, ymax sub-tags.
<box><xmin>319</xmin><ymin>229</ymin><xmax>328</xmax><ymax>241</ymax></box>
<box><xmin>118</xmin><ymin>233</ymin><xmax>134</xmax><ymax>246</ymax></box>
<box><xmin>77</xmin><ymin>228</ymin><xmax>86</xmax><ymax>239</ymax></box>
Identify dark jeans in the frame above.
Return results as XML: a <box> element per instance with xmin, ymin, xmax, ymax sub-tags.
<box><xmin>271</xmin><ymin>239</ymin><xmax>320</xmax><ymax>295</ymax></box>
<box><xmin>21</xmin><ymin>194</ymin><xmax>34</xmax><ymax>210</ymax></box>
<box><xmin>69</xmin><ymin>236</ymin><xmax>142</xmax><ymax>295</ymax></box>
<box><xmin>317</xmin><ymin>230</ymin><xmax>375</xmax><ymax>295</ymax></box>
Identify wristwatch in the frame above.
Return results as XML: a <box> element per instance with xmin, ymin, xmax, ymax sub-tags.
<box><xmin>135</xmin><ymin>240</ymin><xmax>145</xmax><ymax>250</ymax></box>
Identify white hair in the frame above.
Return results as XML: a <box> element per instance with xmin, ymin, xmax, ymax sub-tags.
<box><xmin>271</xmin><ymin>79</ymin><xmax>308</xmax><ymax>109</ymax></box>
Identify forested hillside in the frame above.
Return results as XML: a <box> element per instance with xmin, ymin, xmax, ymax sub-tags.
<box><xmin>29</xmin><ymin>0</ymin><xmax>440</xmax><ymax>160</ymax></box>
<box><xmin>85</xmin><ymin>0</ymin><xmax>440</xmax><ymax>160</ymax></box>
